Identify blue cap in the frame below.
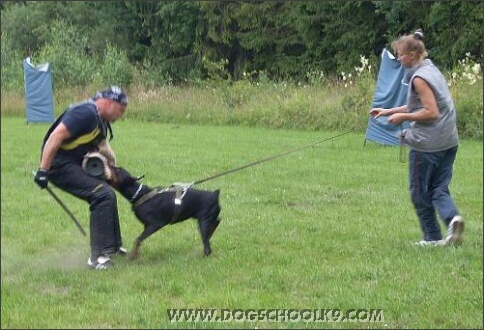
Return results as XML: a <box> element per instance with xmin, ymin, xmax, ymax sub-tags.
<box><xmin>94</xmin><ymin>86</ymin><xmax>128</xmax><ymax>105</ymax></box>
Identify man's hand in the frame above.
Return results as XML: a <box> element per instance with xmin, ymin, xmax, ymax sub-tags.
<box><xmin>34</xmin><ymin>169</ymin><xmax>49</xmax><ymax>189</ymax></box>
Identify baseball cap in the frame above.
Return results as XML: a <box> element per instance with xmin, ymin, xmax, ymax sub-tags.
<box><xmin>94</xmin><ymin>86</ymin><xmax>128</xmax><ymax>105</ymax></box>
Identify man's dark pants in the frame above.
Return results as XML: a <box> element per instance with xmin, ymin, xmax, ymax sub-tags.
<box><xmin>48</xmin><ymin>155</ymin><xmax>122</xmax><ymax>258</ymax></box>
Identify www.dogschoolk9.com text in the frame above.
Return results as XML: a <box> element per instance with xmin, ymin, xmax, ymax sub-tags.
<box><xmin>167</xmin><ymin>308</ymin><xmax>384</xmax><ymax>323</ymax></box>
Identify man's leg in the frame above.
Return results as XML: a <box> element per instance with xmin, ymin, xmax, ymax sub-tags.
<box><xmin>48</xmin><ymin>158</ymin><xmax>123</xmax><ymax>260</ymax></box>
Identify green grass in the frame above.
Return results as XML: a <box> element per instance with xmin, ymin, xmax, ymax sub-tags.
<box><xmin>1</xmin><ymin>117</ymin><xmax>482</xmax><ymax>329</ymax></box>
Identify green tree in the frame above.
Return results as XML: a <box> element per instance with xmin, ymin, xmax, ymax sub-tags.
<box><xmin>1</xmin><ymin>29</ymin><xmax>25</xmax><ymax>91</ymax></box>
<box><xmin>234</xmin><ymin>1</ymin><xmax>308</xmax><ymax>80</ymax></box>
<box><xmin>198</xmin><ymin>1</ymin><xmax>243</xmax><ymax>80</ymax></box>
<box><xmin>427</xmin><ymin>1</ymin><xmax>483</xmax><ymax>70</ymax></box>
<box><xmin>152</xmin><ymin>1</ymin><xmax>202</xmax><ymax>80</ymax></box>
<box><xmin>35</xmin><ymin>20</ymin><xmax>97</xmax><ymax>87</ymax></box>
<box><xmin>371</xmin><ymin>1</ymin><xmax>483</xmax><ymax>70</ymax></box>
<box><xmin>0</xmin><ymin>1</ymin><xmax>52</xmax><ymax>56</ymax></box>
<box><xmin>297</xmin><ymin>1</ymin><xmax>387</xmax><ymax>75</ymax></box>
<box><xmin>1</xmin><ymin>0</ymin><xmax>482</xmax><ymax>86</ymax></box>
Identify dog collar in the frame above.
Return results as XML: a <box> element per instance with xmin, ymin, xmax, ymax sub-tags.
<box><xmin>130</xmin><ymin>184</ymin><xmax>144</xmax><ymax>203</ymax></box>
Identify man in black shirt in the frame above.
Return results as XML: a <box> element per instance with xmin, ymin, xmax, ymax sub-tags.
<box><xmin>34</xmin><ymin>86</ymin><xmax>128</xmax><ymax>270</ymax></box>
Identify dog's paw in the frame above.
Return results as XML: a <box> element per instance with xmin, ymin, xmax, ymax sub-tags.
<box><xmin>203</xmin><ymin>246</ymin><xmax>212</xmax><ymax>257</ymax></box>
<box><xmin>127</xmin><ymin>251</ymin><xmax>139</xmax><ymax>261</ymax></box>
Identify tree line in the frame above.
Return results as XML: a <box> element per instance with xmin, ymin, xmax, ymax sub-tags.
<box><xmin>1</xmin><ymin>1</ymin><xmax>482</xmax><ymax>85</ymax></box>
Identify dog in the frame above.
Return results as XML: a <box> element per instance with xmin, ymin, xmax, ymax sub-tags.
<box><xmin>107</xmin><ymin>166</ymin><xmax>221</xmax><ymax>260</ymax></box>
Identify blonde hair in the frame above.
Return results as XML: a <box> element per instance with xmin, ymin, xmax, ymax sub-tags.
<box><xmin>391</xmin><ymin>29</ymin><xmax>428</xmax><ymax>62</ymax></box>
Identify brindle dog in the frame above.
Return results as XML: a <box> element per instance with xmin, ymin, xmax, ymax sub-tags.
<box><xmin>108</xmin><ymin>166</ymin><xmax>221</xmax><ymax>260</ymax></box>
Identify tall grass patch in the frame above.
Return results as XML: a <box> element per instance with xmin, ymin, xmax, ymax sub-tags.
<box><xmin>3</xmin><ymin>81</ymin><xmax>481</xmax><ymax>140</ymax></box>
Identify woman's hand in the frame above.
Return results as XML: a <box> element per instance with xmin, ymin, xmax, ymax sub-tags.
<box><xmin>369</xmin><ymin>108</ymin><xmax>388</xmax><ymax>118</ymax></box>
<box><xmin>388</xmin><ymin>113</ymin><xmax>406</xmax><ymax>125</ymax></box>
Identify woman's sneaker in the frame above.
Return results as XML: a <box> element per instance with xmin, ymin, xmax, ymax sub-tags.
<box><xmin>87</xmin><ymin>255</ymin><xmax>113</xmax><ymax>270</ymax></box>
<box><xmin>445</xmin><ymin>215</ymin><xmax>465</xmax><ymax>246</ymax></box>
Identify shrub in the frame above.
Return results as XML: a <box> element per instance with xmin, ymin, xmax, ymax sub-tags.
<box><xmin>135</xmin><ymin>59</ymin><xmax>174</xmax><ymax>88</ymax></box>
<box><xmin>96</xmin><ymin>44</ymin><xmax>134</xmax><ymax>88</ymax></box>
<box><xmin>337</xmin><ymin>55</ymin><xmax>376</xmax><ymax>131</ymax></box>
<box><xmin>0</xmin><ymin>30</ymin><xmax>24</xmax><ymax>92</ymax></box>
<box><xmin>448</xmin><ymin>54</ymin><xmax>483</xmax><ymax>140</ymax></box>
<box><xmin>35</xmin><ymin>20</ymin><xmax>97</xmax><ymax>88</ymax></box>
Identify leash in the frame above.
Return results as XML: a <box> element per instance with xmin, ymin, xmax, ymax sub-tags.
<box><xmin>132</xmin><ymin>129</ymin><xmax>354</xmax><ymax>223</ymax></box>
<box><xmin>132</xmin><ymin>130</ymin><xmax>353</xmax><ymax>216</ymax></box>
<box><xmin>32</xmin><ymin>171</ymin><xmax>87</xmax><ymax>237</ymax></box>
<box><xmin>193</xmin><ymin>130</ymin><xmax>353</xmax><ymax>185</ymax></box>
<box><xmin>368</xmin><ymin>116</ymin><xmax>408</xmax><ymax>163</ymax></box>
<box><xmin>398</xmin><ymin>124</ymin><xmax>407</xmax><ymax>163</ymax></box>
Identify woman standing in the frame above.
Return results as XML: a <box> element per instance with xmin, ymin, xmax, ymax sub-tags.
<box><xmin>370</xmin><ymin>30</ymin><xmax>464</xmax><ymax>246</ymax></box>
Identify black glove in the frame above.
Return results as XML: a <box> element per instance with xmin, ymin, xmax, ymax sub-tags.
<box><xmin>34</xmin><ymin>168</ymin><xmax>49</xmax><ymax>189</ymax></box>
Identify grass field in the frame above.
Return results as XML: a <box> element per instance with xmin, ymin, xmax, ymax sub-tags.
<box><xmin>1</xmin><ymin>117</ymin><xmax>482</xmax><ymax>329</ymax></box>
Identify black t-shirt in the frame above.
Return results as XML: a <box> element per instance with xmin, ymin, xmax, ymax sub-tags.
<box><xmin>42</xmin><ymin>99</ymin><xmax>109</xmax><ymax>162</ymax></box>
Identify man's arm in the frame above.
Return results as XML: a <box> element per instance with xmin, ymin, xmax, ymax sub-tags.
<box><xmin>40</xmin><ymin>123</ymin><xmax>72</xmax><ymax>170</ymax></box>
<box><xmin>97</xmin><ymin>139</ymin><xmax>116</xmax><ymax>166</ymax></box>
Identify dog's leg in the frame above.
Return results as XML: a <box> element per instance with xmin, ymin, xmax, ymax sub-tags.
<box><xmin>198</xmin><ymin>220</ymin><xmax>212</xmax><ymax>256</ymax></box>
<box><xmin>128</xmin><ymin>223</ymin><xmax>165</xmax><ymax>260</ymax></box>
<box><xmin>208</xmin><ymin>218</ymin><xmax>221</xmax><ymax>240</ymax></box>
<box><xmin>129</xmin><ymin>237</ymin><xmax>143</xmax><ymax>261</ymax></box>
<box><xmin>198</xmin><ymin>198</ymin><xmax>221</xmax><ymax>257</ymax></box>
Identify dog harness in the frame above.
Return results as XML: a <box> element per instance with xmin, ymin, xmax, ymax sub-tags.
<box><xmin>132</xmin><ymin>183</ymin><xmax>192</xmax><ymax>222</ymax></box>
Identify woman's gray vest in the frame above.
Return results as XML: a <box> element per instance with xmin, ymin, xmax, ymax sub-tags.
<box><xmin>402</xmin><ymin>59</ymin><xmax>459</xmax><ymax>152</ymax></box>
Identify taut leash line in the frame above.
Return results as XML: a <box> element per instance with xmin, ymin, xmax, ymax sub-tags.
<box><xmin>398</xmin><ymin>124</ymin><xmax>407</xmax><ymax>163</ymax></box>
<box><xmin>193</xmin><ymin>130</ymin><xmax>353</xmax><ymax>185</ymax></box>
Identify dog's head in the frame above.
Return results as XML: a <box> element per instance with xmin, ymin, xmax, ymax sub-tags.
<box><xmin>108</xmin><ymin>166</ymin><xmax>143</xmax><ymax>190</ymax></box>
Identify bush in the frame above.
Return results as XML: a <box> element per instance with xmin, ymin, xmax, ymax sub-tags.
<box><xmin>448</xmin><ymin>54</ymin><xmax>483</xmax><ymax>140</ymax></box>
<box><xmin>334</xmin><ymin>55</ymin><xmax>376</xmax><ymax>131</ymax></box>
<box><xmin>35</xmin><ymin>20</ymin><xmax>97</xmax><ymax>88</ymax></box>
<box><xmin>95</xmin><ymin>44</ymin><xmax>134</xmax><ymax>88</ymax></box>
<box><xmin>0</xmin><ymin>30</ymin><xmax>24</xmax><ymax>92</ymax></box>
<box><xmin>134</xmin><ymin>59</ymin><xmax>174</xmax><ymax>88</ymax></box>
